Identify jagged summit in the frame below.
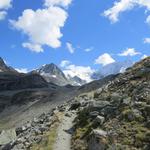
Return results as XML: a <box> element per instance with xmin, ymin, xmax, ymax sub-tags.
<box><xmin>37</xmin><ymin>63</ymin><xmax>67</xmax><ymax>79</ymax></box>
<box><xmin>33</xmin><ymin>63</ymin><xmax>69</xmax><ymax>86</ymax></box>
<box><xmin>0</xmin><ymin>57</ymin><xmax>17</xmax><ymax>73</ymax></box>
<box><xmin>0</xmin><ymin>57</ymin><xmax>4</xmax><ymax>64</ymax></box>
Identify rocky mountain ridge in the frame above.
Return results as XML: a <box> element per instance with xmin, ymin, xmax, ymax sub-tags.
<box><xmin>72</xmin><ymin>56</ymin><xmax>150</xmax><ymax>150</ymax></box>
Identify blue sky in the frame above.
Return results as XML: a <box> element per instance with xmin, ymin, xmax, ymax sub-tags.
<box><xmin>0</xmin><ymin>0</ymin><xmax>150</xmax><ymax>76</ymax></box>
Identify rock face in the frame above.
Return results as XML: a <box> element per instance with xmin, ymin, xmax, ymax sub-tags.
<box><xmin>72</xmin><ymin>57</ymin><xmax>150</xmax><ymax>150</ymax></box>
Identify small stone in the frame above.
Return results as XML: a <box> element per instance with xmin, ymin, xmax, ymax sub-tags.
<box><xmin>95</xmin><ymin>115</ymin><xmax>105</xmax><ymax>125</ymax></box>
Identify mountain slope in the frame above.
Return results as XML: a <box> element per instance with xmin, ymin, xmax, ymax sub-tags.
<box><xmin>0</xmin><ymin>57</ymin><xmax>48</xmax><ymax>91</ymax></box>
<box><xmin>0</xmin><ymin>57</ymin><xmax>17</xmax><ymax>73</ymax></box>
<box><xmin>72</xmin><ymin>57</ymin><xmax>150</xmax><ymax>150</ymax></box>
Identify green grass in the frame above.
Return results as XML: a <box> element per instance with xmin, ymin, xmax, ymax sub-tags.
<box><xmin>31</xmin><ymin>125</ymin><xmax>58</xmax><ymax>150</ymax></box>
<box><xmin>31</xmin><ymin>112</ymin><xmax>63</xmax><ymax>150</ymax></box>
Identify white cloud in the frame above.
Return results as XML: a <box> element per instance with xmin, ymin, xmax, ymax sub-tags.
<box><xmin>61</xmin><ymin>60</ymin><xmax>94</xmax><ymax>82</ymax></box>
<box><xmin>60</xmin><ymin>60</ymin><xmax>71</xmax><ymax>67</ymax></box>
<box><xmin>22</xmin><ymin>43</ymin><xmax>43</xmax><ymax>53</ymax></box>
<box><xmin>66</xmin><ymin>42</ymin><xmax>75</xmax><ymax>53</ymax></box>
<box><xmin>95</xmin><ymin>53</ymin><xmax>115</xmax><ymax>66</ymax></box>
<box><xmin>63</xmin><ymin>65</ymin><xmax>94</xmax><ymax>82</ymax></box>
<box><xmin>0</xmin><ymin>0</ymin><xmax>12</xmax><ymax>20</ymax></box>
<box><xmin>141</xmin><ymin>54</ymin><xmax>148</xmax><ymax>59</ymax></box>
<box><xmin>44</xmin><ymin>0</ymin><xmax>72</xmax><ymax>8</ymax></box>
<box><xmin>0</xmin><ymin>11</ymin><xmax>7</xmax><ymax>20</ymax></box>
<box><xmin>85</xmin><ymin>47</ymin><xmax>93</xmax><ymax>52</ymax></box>
<box><xmin>10</xmin><ymin>0</ymin><xmax>72</xmax><ymax>52</ymax></box>
<box><xmin>144</xmin><ymin>37</ymin><xmax>150</xmax><ymax>43</ymax></box>
<box><xmin>118</xmin><ymin>48</ymin><xmax>141</xmax><ymax>56</ymax></box>
<box><xmin>103</xmin><ymin>0</ymin><xmax>150</xmax><ymax>23</ymax></box>
<box><xmin>15</xmin><ymin>68</ymin><xmax>28</xmax><ymax>73</ymax></box>
<box><xmin>146</xmin><ymin>15</ymin><xmax>150</xmax><ymax>25</ymax></box>
<box><xmin>0</xmin><ymin>0</ymin><xmax>12</xmax><ymax>9</ymax></box>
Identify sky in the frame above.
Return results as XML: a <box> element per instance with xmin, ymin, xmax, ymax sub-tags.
<box><xmin>0</xmin><ymin>0</ymin><xmax>150</xmax><ymax>80</ymax></box>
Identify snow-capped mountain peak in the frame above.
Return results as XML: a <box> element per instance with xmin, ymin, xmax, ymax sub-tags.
<box><xmin>92</xmin><ymin>60</ymin><xmax>133</xmax><ymax>80</ymax></box>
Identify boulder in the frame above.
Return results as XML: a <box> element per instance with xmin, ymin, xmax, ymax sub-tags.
<box><xmin>70</xmin><ymin>102</ymin><xmax>81</xmax><ymax>110</ymax></box>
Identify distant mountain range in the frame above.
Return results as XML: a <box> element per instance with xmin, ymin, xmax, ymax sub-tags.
<box><xmin>0</xmin><ymin>57</ymin><xmax>133</xmax><ymax>87</ymax></box>
<box><xmin>91</xmin><ymin>60</ymin><xmax>133</xmax><ymax>80</ymax></box>
<box><xmin>31</xmin><ymin>63</ymin><xmax>86</xmax><ymax>86</ymax></box>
